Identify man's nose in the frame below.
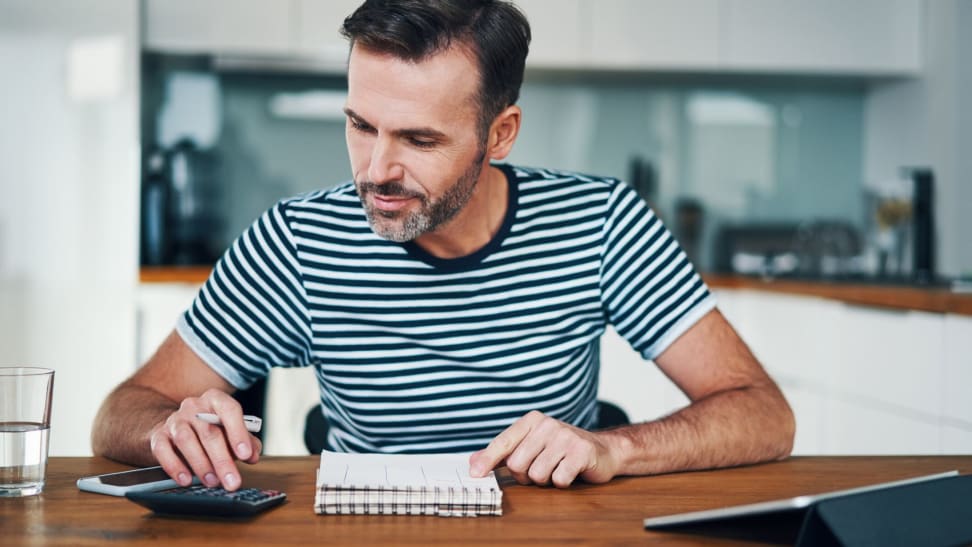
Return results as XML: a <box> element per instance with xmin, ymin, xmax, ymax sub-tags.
<box><xmin>367</xmin><ymin>136</ymin><xmax>404</xmax><ymax>184</ymax></box>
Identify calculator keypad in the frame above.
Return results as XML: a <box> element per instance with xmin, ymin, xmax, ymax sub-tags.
<box><xmin>125</xmin><ymin>484</ymin><xmax>287</xmax><ymax>516</ymax></box>
<box><xmin>168</xmin><ymin>486</ymin><xmax>284</xmax><ymax>504</ymax></box>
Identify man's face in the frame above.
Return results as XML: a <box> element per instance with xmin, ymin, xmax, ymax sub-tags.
<box><xmin>344</xmin><ymin>44</ymin><xmax>487</xmax><ymax>242</ymax></box>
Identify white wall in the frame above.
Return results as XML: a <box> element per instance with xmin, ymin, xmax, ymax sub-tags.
<box><xmin>0</xmin><ymin>0</ymin><xmax>140</xmax><ymax>455</ymax></box>
<box><xmin>864</xmin><ymin>0</ymin><xmax>972</xmax><ymax>278</ymax></box>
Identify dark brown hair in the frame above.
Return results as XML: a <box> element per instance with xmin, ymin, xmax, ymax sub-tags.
<box><xmin>341</xmin><ymin>0</ymin><xmax>531</xmax><ymax>140</ymax></box>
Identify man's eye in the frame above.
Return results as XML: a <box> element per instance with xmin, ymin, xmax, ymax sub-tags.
<box><xmin>409</xmin><ymin>138</ymin><xmax>436</xmax><ymax>149</ymax></box>
<box><xmin>350</xmin><ymin>119</ymin><xmax>374</xmax><ymax>133</ymax></box>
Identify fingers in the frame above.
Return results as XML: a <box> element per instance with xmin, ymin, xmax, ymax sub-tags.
<box><xmin>209</xmin><ymin>396</ymin><xmax>256</xmax><ymax>462</ymax></box>
<box><xmin>149</xmin><ymin>389</ymin><xmax>257</xmax><ymax>491</ymax></box>
<box><xmin>150</xmin><ymin>426</ymin><xmax>194</xmax><ymax>487</ymax></box>
<box><xmin>472</xmin><ymin>410</ymin><xmax>613</xmax><ymax>489</ymax></box>
<box><xmin>469</xmin><ymin>410</ymin><xmax>544</xmax><ymax>477</ymax></box>
<box><xmin>243</xmin><ymin>436</ymin><xmax>262</xmax><ymax>464</ymax></box>
<box><xmin>189</xmin><ymin>412</ymin><xmax>242</xmax><ymax>490</ymax></box>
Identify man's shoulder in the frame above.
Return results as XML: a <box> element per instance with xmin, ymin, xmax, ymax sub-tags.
<box><xmin>505</xmin><ymin>164</ymin><xmax>622</xmax><ymax>187</ymax></box>
<box><xmin>277</xmin><ymin>181</ymin><xmax>358</xmax><ymax>210</ymax></box>
<box><xmin>269</xmin><ymin>181</ymin><xmax>365</xmax><ymax>220</ymax></box>
<box><xmin>504</xmin><ymin>165</ymin><xmax>632</xmax><ymax>210</ymax></box>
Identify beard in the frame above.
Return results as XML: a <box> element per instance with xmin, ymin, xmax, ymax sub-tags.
<box><xmin>356</xmin><ymin>148</ymin><xmax>487</xmax><ymax>242</ymax></box>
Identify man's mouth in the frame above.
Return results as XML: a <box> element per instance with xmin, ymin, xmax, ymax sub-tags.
<box><xmin>371</xmin><ymin>193</ymin><xmax>415</xmax><ymax>212</ymax></box>
<box><xmin>359</xmin><ymin>180</ymin><xmax>423</xmax><ymax>213</ymax></box>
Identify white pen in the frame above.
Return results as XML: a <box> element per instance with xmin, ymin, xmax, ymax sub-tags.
<box><xmin>195</xmin><ymin>412</ymin><xmax>263</xmax><ymax>433</ymax></box>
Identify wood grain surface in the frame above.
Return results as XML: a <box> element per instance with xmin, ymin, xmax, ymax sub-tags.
<box><xmin>3</xmin><ymin>456</ymin><xmax>970</xmax><ymax>546</ymax></box>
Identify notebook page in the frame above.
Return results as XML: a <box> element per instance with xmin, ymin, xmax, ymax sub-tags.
<box><xmin>317</xmin><ymin>450</ymin><xmax>499</xmax><ymax>490</ymax></box>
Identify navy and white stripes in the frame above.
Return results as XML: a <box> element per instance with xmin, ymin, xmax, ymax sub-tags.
<box><xmin>178</xmin><ymin>164</ymin><xmax>714</xmax><ymax>453</ymax></box>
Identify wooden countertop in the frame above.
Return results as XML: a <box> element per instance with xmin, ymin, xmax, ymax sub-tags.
<box><xmin>704</xmin><ymin>274</ymin><xmax>972</xmax><ymax>316</ymax></box>
<box><xmin>140</xmin><ymin>266</ymin><xmax>213</xmax><ymax>284</ymax></box>
<box><xmin>140</xmin><ymin>266</ymin><xmax>972</xmax><ymax>316</ymax></box>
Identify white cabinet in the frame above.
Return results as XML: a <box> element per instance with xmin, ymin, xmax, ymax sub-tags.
<box><xmin>143</xmin><ymin>0</ymin><xmax>355</xmax><ymax>66</ymax></box>
<box><xmin>515</xmin><ymin>0</ymin><xmax>587</xmax><ymax>68</ymax></box>
<box><xmin>136</xmin><ymin>283</ymin><xmax>201</xmax><ymax>364</ymax></box>
<box><xmin>586</xmin><ymin>0</ymin><xmax>721</xmax><ymax>70</ymax></box>
<box><xmin>144</xmin><ymin>0</ymin><xmax>295</xmax><ymax>55</ymax></box>
<box><xmin>519</xmin><ymin>0</ymin><xmax>721</xmax><ymax>71</ymax></box>
<box><xmin>941</xmin><ymin>314</ymin><xmax>972</xmax><ymax>453</ymax></box>
<box><xmin>722</xmin><ymin>0</ymin><xmax>922</xmax><ymax>75</ymax></box>
<box><xmin>294</xmin><ymin>0</ymin><xmax>361</xmax><ymax>59</ymax></box>
<box><xmin>835</xmin><ymin>306</ymin><xmax>944</xmax><ymax>419</ymax></box>
<box><xmin>825</xmin><ymin>305</ymin><xmax>945</xmax><ymax>455</ymax></box>
<box><xmin>717</xmin><ymin>288</ymin><xmax>971</xmax><ymax>455</ymax></box>
<box><xmin>144</xmin><ymin>0</ymin><xmax>924</xmax><ymax>76</ymax></box>
<box><xmin>517</xmin><ymin>0</ymin><xmax>922</xmax><ymax>75</ymax></box>
<box><xmin>823</xmin><ymin>398</ymin><xmax>941</xmax><ymax>455</ymax></box>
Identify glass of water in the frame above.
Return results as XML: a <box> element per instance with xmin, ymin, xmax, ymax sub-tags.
<box><xmin>0</xmin><ymin>367</ymin><xmax>54</xmax><ymax>497</ymax></box>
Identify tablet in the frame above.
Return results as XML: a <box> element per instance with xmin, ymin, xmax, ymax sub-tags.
<box><xmin>644</xmin><ymin>470</ymin><xmax>959</xmax><ymax>530</ymax></box>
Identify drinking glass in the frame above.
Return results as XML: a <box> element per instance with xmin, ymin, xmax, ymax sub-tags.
<box><xmin>0</xmin><ymin>367</ymin><xmax>54</xmax><ymax>496</ymax></box>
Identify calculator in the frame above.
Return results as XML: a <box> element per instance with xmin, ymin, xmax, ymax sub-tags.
<box><xmin>125</xmin><ymin>485</ymin><xmax>287</xmax><ymax>517</ymax></box>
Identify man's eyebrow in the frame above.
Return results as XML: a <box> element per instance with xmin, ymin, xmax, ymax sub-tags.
<box><xmin>343</xmin><ymin>107</ymin><xmax>448</xmax><ymax>140</ymax></box>
<box><xmin>343</xmin><ymin>107</ymin><xmax>368</xmax><ymax>125</ymax></box>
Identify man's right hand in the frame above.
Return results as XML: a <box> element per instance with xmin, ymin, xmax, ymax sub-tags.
<box><xmin>149</xmin><ymin>388</ymin><xmax>261</xmax><ymax>491</ymax></box>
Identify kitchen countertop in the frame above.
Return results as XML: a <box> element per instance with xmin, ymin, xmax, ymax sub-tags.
<box><xmin>140</xmin><ymin>267</ymin><xmax>972</xmax><ymax>316</ymax></box>
<box><xmin>704</xmin><ymin>274</ymin><xmax>972</xmax><ymax>316</ymax></box>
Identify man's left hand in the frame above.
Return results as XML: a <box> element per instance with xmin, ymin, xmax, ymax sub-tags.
<box><xmin>468</xmin><ymin>410</ymin><xmax>623</xmax><ymax>488</ymax></box>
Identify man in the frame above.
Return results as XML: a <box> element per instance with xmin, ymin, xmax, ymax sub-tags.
<box><xmin>93</xmin><ymin>0</ymin><xmax>794</xmax><ymax>491</ymax></box>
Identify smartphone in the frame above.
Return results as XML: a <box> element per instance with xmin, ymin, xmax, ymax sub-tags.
<box><xmin>77</xmin><ymin>466</ymin><xmax>199</xmax><ymax>497</ymax></box>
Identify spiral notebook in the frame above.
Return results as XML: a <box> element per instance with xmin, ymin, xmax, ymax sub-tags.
<box><xmin>314</xmin><ymin>450</ymin><xmax>503</xmax><ymax>517</ymax></box>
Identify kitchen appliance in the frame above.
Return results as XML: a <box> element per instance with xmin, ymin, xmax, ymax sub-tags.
<box><xmin>908</xmin><ymin>168</ymin><xmax>935</xmax><ymax>284</ymax></box>
<box><xmin>863</xmin><ymin>167</ymin><xmax>937</xmax><ymax>283</ymax></box>
<box><xmin>139</xmin><ymin>138</ymin><xmax>223</xmax><ymax>266</ymax></box>
<box><xmin>713</xmin><ymin>220</ymin><xmax>862</xmax><ymax>278</ymax></box>
<box><xmin>674</xmin><ymin>198</ymin><xmax>704</xmax><ymax>267</ymax></box>
<box><xmin>140</xmin><ymin>146</ymin><xmax>170</xmax><ymax>265</ymax></box>
<box><xmin>628</xmin><ymin>155</ymin><xmax>658</xmax><ymax>208</ymax></box>
<box><xmin>713</xmin><ymin>223</ymin><xmax>801</xmax><ymax>277</ymax></box>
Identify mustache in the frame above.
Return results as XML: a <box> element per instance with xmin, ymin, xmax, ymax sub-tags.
<box><xmin>357</xmin><ymin>180</ymin><xmax>424</xmax><ymax>199</ymax></box>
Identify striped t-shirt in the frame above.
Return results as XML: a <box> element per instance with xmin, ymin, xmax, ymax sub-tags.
<box><xmin>177</xmin><ymin>164</ymin><xmax>715</xmax><ymax>453</ymax></box>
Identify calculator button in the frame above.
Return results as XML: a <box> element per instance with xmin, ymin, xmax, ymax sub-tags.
<box><xmin>125</xmin><ymin>485</ymin><xmax>287</xmax><ymax>517</ymax></box>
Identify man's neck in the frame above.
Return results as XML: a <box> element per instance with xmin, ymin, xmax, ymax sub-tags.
<box><xmin>412</xmin><ymin>164</ymin><xmax>508</xmax><ymax>259</ymax></box>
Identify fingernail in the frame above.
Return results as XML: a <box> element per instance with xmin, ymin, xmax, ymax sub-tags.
<box><xmin>237</xmin><ymin>442</ymin><xmax>251</xmax><ymax>459</ymax></box>
<box><xmin>204</xmin><ymin>472</ymin><xmax>218</xmax><ymax>486</ymax></box>
<box><xmin>177</xmin><ymin>472</ymin><xmax>189</xmax><ymax>485</ymax></box>
<box><xmin>224</xmin><ymin>473</ymin><xmax>240</xmax><ymax>490</ymax></box>
<box><xmin>469</xmin><ymin>464</ymin><xmax>482</xmax><ymax>477</ymax></box>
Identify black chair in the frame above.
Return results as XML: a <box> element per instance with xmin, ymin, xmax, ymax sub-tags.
<box><xmin>303</xmin><ymin>400</ymin><xmax>630</xmax><ymax>454</ymax></box>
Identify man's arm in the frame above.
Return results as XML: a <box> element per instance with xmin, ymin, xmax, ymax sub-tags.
<box><xmin>469</xmin><ymin>308</ymin><xmax>795</xmax><ymax>487</ymax></box>
<box><xmin>92</xmin><ymin>330</ymin><xmax>261</xmax><ymax>491</ymax></box>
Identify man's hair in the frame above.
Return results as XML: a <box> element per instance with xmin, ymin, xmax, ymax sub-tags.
<box><xmin>341</xmin><ymin>0</ymin><xmax>531</xmax><ymax>140</ymax></box>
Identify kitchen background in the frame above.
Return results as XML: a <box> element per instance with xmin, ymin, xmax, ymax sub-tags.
<box><xmin>2</xmin><ymin>0</ymin><xmax>971</xmax><ymax>458</ymax></box>
<box><xmin>143</xmin><ymin>59</ymin><xmax>869</xmax><ymax>276</ymax></box>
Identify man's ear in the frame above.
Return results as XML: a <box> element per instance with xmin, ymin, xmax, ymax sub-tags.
<box><xmin>486</xmin><ymin>105</ymin><xmax>521</xmax><ymax>161</ymax></box>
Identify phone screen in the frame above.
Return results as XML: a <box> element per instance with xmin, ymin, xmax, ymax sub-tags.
<box><xmin>98</xmin><ymin>467</ymin><xmax>172</xmax><ymax>486</ymax></box>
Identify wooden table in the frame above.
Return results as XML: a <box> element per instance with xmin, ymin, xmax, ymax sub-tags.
<box><xmin>3</xmin><ymin>456</ymin><xmax>970</xmax><ymax>545</ymax></box>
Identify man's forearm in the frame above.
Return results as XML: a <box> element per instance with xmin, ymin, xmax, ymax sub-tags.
<box><xmin>605</xmin><ymin>381</ymin><xmax>795</xmax><ymax>476</ymax></box>
<box><xmin>91</xmin><ymin>382</ymin><xmax>179</xmax><ymax>467</ymax></box>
